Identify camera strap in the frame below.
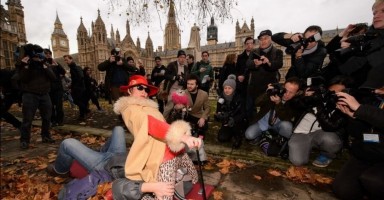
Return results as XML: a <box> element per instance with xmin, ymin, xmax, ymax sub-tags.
<box><xmin>268</xmin><ymin>107</ymin><xmax>277</xmax><ymax>126</ymax></box>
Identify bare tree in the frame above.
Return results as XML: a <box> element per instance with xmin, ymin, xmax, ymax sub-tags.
<box><xmin>105</xmin><ymin>0</ymin><xmax>238</xmax><ymax>28</ymax></box>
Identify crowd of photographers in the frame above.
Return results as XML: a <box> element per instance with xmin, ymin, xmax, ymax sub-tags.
<box><xmin>213</xmin><ymin>1</ymin><xmax>384</xmax><ymax>199</ymax></box>
<box><xmin>1</xmin><ymin>0</ymin><xmax>384</xmax><ymax>199</ymax></box>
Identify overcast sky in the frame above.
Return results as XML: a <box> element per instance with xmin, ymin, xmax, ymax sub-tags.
<box><xmin>2</xmin><ymin>0</ymin><xmax>374</xmax><ymax>54</ymax></box>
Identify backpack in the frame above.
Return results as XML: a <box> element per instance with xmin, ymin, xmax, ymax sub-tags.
<box><xmin>259</xmin><ymin>129</ymin><xmax>289</xmax><ymax>159</ymax></box>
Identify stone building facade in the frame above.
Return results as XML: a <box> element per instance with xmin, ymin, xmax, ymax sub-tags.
<box><xmin>0</xmin><ymin>0</ymin><xmax>27</xmax><ymax>69</ymax></box>
<box><xmin>1</xmin><ymin>0</ymin><xmax>340</xmax><ymax>84</ymax></box>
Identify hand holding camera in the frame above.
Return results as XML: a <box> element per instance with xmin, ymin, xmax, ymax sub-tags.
<box><xmin>290</xmin><ymin>33</ymin><xmax>303</xmax><ymax>43</ymax></box>
<box><xmin>109</xmin><ymin>55</ymin><xmax>116</xmax><ymax>63</ymax></box>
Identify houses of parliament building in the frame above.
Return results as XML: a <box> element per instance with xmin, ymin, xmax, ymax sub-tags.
<box><xmin>1</xmin><ymin>0</ymin><xmax>340</xmax><ymax>83</ymax></box>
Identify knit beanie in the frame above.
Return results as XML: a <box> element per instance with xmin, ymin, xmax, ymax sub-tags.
<box><xmin>223</xmin><ymin>74</ymin><xmax>237</xmax><ymax>90</ymax></box>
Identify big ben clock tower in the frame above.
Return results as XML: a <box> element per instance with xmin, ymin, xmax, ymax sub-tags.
<box><xmin>51</xmin><ymin>12</ymin><xmax>69</xmax><ymax>58</ymax></box>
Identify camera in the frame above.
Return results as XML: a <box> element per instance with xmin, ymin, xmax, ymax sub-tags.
<box><xmin>15</xmin><ymin>44</ymin><xmax>45</xmax><ymax>61</ymax></box>
<box><xmin>336</xmin><ymin>32</ymin><xmax>377</xmax><ymax>56</ymax></box>
<box><xmin>214</xmin><ymin>111</ymin><xmax>230</xmax><ymax>123</ymax></box>
<box><xmin>266</xmin><ymin>83</ymin><xmax>286</xmax><ymax>97</ymax></box>
<box><xmin>111</xmin><ymin>47</ymin><xmax>121</xmax><ymax>61</ymax></box>
<box><xmin>251</xmin><ymin>51</ymin><xmax>265</xmax><ymax>61</ymax></box>
<box><xmin>286</xmin><ymin>32</ymin><xmax>322</xmax><ymax>54</ymax></box>
<box><xmin>177</xmin><ymin>72</ymin><xmax>185</xmax><ymax>86</ymax></box>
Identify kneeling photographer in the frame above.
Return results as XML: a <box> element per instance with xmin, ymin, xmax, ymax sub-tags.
<box><xmin>288</xmin><ymin>76</ymin><xmax>350</xmax><ymax>168</ymax></box>
<box><xmin>214</xmin><ymin>75</ymin><xmax>246</xmax><ymax>149</ymax></box>
<box><xmin>244</xmin><ymin>77</ymin><xmax>303</xmax><ymax>157</ymax></box>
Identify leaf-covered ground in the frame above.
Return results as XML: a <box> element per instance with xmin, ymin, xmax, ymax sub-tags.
<box><xmin>1</xmin><ymin>99</ymin><xmax>338</xmax><ymax>199</ymax></box>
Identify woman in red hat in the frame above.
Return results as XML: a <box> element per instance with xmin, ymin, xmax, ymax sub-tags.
<box><xmin>112</xmin><ymin>75</ymin><xmax>202</xmax><ymax>200</ymax></box>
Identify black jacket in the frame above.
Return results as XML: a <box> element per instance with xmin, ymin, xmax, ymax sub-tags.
<box><xmin>98</xmin><ymin>58</ymin><xmax>137</xmax><ymax>91</ymax></box>
<box><xmin>68</xmin><ymin>62</ymin><xmax>85</xmax><ymax>93</ymax></box>
<box><xmin>163</xmin><ymin>61</ymin><xmax>189</xmax><ymax>93</ymax></box>
<box><xmin>251</xmin><ymin>93</ymin><xmax>303</xmax><ymax>125</ymax></box>
<box><xmin>150</xmin><ymin>65</ymin><xmax>166</xmax><ymax>86</ymax></box>
<box><xmin>338</xmin><ymin>28</ymin><xmax>384</xmax><ymax>88</ymax></box>
<box><xmin>246</xmin><ymin>45</ymin><xmax>283</xmax><ymax>97</ymax></box>
<box><xmin>349</xmin><ymin>104</ymin><xmax>384</xmax><ymax>162</ymax></box>
<box><xmin>235</xmin><ymin>50</ymin><xmax>251</xmax><ymax>97</ymax></box>
<box><xmin>295</xmin><ymin>95</ymin><xmax>346</xmax><ymax>133</ymax></box>
<box><xmin>17</xmin><ymin>60</ymin><xmax>56</xmax><ymax>95</ymax></box>
<box><xmin>48</xmin><ymin>62</ymin><xmax>66</xmax><ymax>92</ymax></box>
<box><xmin>218</xmin><ymin>62</ymin><xmax>237</xmax><ymax>92</ymax></box>
<box><xmin>215</xmin><ymin>92</ymin><xmax>246</xmax><ymax>125</ymax></box>
<box><xmin>272</xmin><ymin>32</ymin><xmax>327</xmax><ymax>80</ymax></box>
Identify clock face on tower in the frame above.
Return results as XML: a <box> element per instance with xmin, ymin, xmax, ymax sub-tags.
<box><xmin>60</xmin><ymin>39</ymin><xmax>67</xmax><ymax>47</ymax></box>
<box><xmin>52</xmin><ymin>39</ymin><xmax>56</xmax><ymax>47</ymax></box>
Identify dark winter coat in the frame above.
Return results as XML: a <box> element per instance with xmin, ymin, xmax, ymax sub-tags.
<box><xmin>163</xmin><ymin>61</ymin><xmax>189</xmax><ymax>93</ymax></box>
<box><xmin>98</xmin><ymin>59</ymin><xmax>137</xmax><ymax>92</ymax></box>
<box><xmin>272</xmin><ymin>32</ymin><xmax>327</xmax><ymax>80</ymax></box>
<box><xmin>246</xmin><ymin>45</ymin><xmax>283</xmax><ymax>98</ymax></box>
<box><xmin>17</xmin><ymin>60</ymin><xmax>56</xmax><ymax>94</ymax></box>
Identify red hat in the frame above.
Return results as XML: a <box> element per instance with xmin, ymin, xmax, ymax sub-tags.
<box><xmin>120</xmin><ymin>75</ymin><xmax>158</xmax><ymax>97</ymax></box>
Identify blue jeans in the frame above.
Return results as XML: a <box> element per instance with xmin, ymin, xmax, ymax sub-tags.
<box><xmin>245</xmin><ymin>118</ymin><xmax>293</xmax><ymax>140</ymax></box>
<box><xmin>54</xmin><ymin>126</ymin><xmax>126</xmax><ymax>174</ymax></box>
<box><xmin>288</xmin><ymin>130</ymin><xmax>342</xmax><ymax>166</ymax></box>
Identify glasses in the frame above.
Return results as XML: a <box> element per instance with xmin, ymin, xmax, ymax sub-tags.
<box><xmin>136</xmin><ymin>85</ymin><xmax>150</xmax><ymax>93</ymax></box>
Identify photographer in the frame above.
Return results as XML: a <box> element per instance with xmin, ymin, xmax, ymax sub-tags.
<box><xmin>321</xmin><ymin>23</ymin><xmax>369</xmax><ymax>82</ymax></box>
<box><xmin>272</xmin><ymin>25</ymin><xmax>327</xmax><ymax>80</ymax></box>
<box><xmin>163</xmin><ymin>50</ymin><xmax>190</xmax><ymax>119</ymax></box>
<box><xmin>246</xmin><ymin>30</ymin><xmax>283</xmax><ymax>120</ymax></box>
<box><xmin>64</xmin><ymin>55</ymin><xmax>88</xmax><ymax>121</ymax></box>
<box><xmin>338</xmin><ymin>0</ymin><xmax>384</xmax><ymax>90</ymax></box>
<box><xmin>333</xmin><ymin>90</ymin><xmax>384</xmax><ymax>200</ymax></box>
<box><xmin>44</xmin><ymin>49</ymin><xmax>66</xmax><ymax>126</ymax></box>
<box><xmin>98</xmin><ymin>48</ymin><xmax>137</xmax><ymax>102</ymax></box>
<box><xmin>244</xmin><ymin>77</ymin><xmax>303</xmax><ymax>148</ymax></box>
<box><xmin>288</xmin><ymin>76</ymin><xmax>350</xmax><ymax>168</ymax></box>
<box><xmin>151</xmin><ymin>56</ymin><xmax>167</xmax><ymax>113</ymax></box>
<box><xmin>16</xmin><ymin>44</ymin><xmax>57</xmax><ymax>149</ymax></box>
<box><xmin>215</xmin><ymin>74</ymin><xmax>246</xmax><ymax>148</ymax></box>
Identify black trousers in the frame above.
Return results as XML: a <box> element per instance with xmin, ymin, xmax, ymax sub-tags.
<box><xmin>72</xmin><ymin>89</ymin><xmax>88</xmax><ymax>118</ymax></box>
<box><xmin>0</xmin><ymin>93</ymin><xmax>21</xmax><ymax>128</ymax></box>
<box><xmin>332</xmin><ymin>156</ymin><xmax>384</xmax><ymax>200</ymax></box>
<box><xmin>185</xmin><ymin>115</ymin><xmax>208</xmax><ymax>137</ymax></box>
<box><xmin>50</xmin><ymin>90</ymin><xmax>64</xmax><ymax>124</ymax></box>
<box><xmin>20</xmin><ymin>92</ymin><xmax>52</xmax><ymax>142</ymax></box>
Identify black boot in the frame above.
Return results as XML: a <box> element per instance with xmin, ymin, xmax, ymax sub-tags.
<box><xmin>20</xmin><ymin>141</ymin><xmax>29</xmax><ymax>149</ymax></box>
<box><xmin>42</xmin><ymin>136</ymin><xmax>55</xmax><ymax>144</ymax></box>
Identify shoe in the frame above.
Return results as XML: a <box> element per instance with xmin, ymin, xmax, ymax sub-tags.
<box><xmin>312</xmin><ymin>154</ymin><xmax>332</xmax><ymax>168</ymax></box>
<box><xmin>42</xmin><ymin>136</ymin><xmax>55</xmax><ymax>144</ymax></box>
<box><xmin>249</xmin><ymin>138</ymin><xmax>260</xmax><ymax>146</ymax></box>
<box><xmin>20</xmin><ymin>141</ymin><xmax>29</xmax><ymax>149</ymax></box>
<box><xmin>51</xmin><ymin>122</ymin><xmax>58</xmax><ymax>127</ymax></box>
<box><xmin>46</xmin><ymin>164</ymin><xmax>69</xmax><ymax>178</ymax></box>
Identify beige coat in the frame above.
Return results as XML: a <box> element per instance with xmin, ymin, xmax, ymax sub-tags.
<box><xmin>114</xmin><ymin>96</ymin><xmax>191</xmax><ymax>182</ymax></box>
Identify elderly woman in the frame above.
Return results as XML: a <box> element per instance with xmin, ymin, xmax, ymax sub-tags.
<box><xmin>112</xmin><ymin>75</ymin><xmax>202</xmax><ymax>200</ymax></box>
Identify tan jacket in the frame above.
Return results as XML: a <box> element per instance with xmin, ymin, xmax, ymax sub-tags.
<box><xmin>114</xmin><ymin>96</ymin><xmax>191</xmax><ymax>182</ymax></box>
<box><xmin>186</xmin><ymin>89</ymin><xmax>210</xmax><ymax>120</ymax></box>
